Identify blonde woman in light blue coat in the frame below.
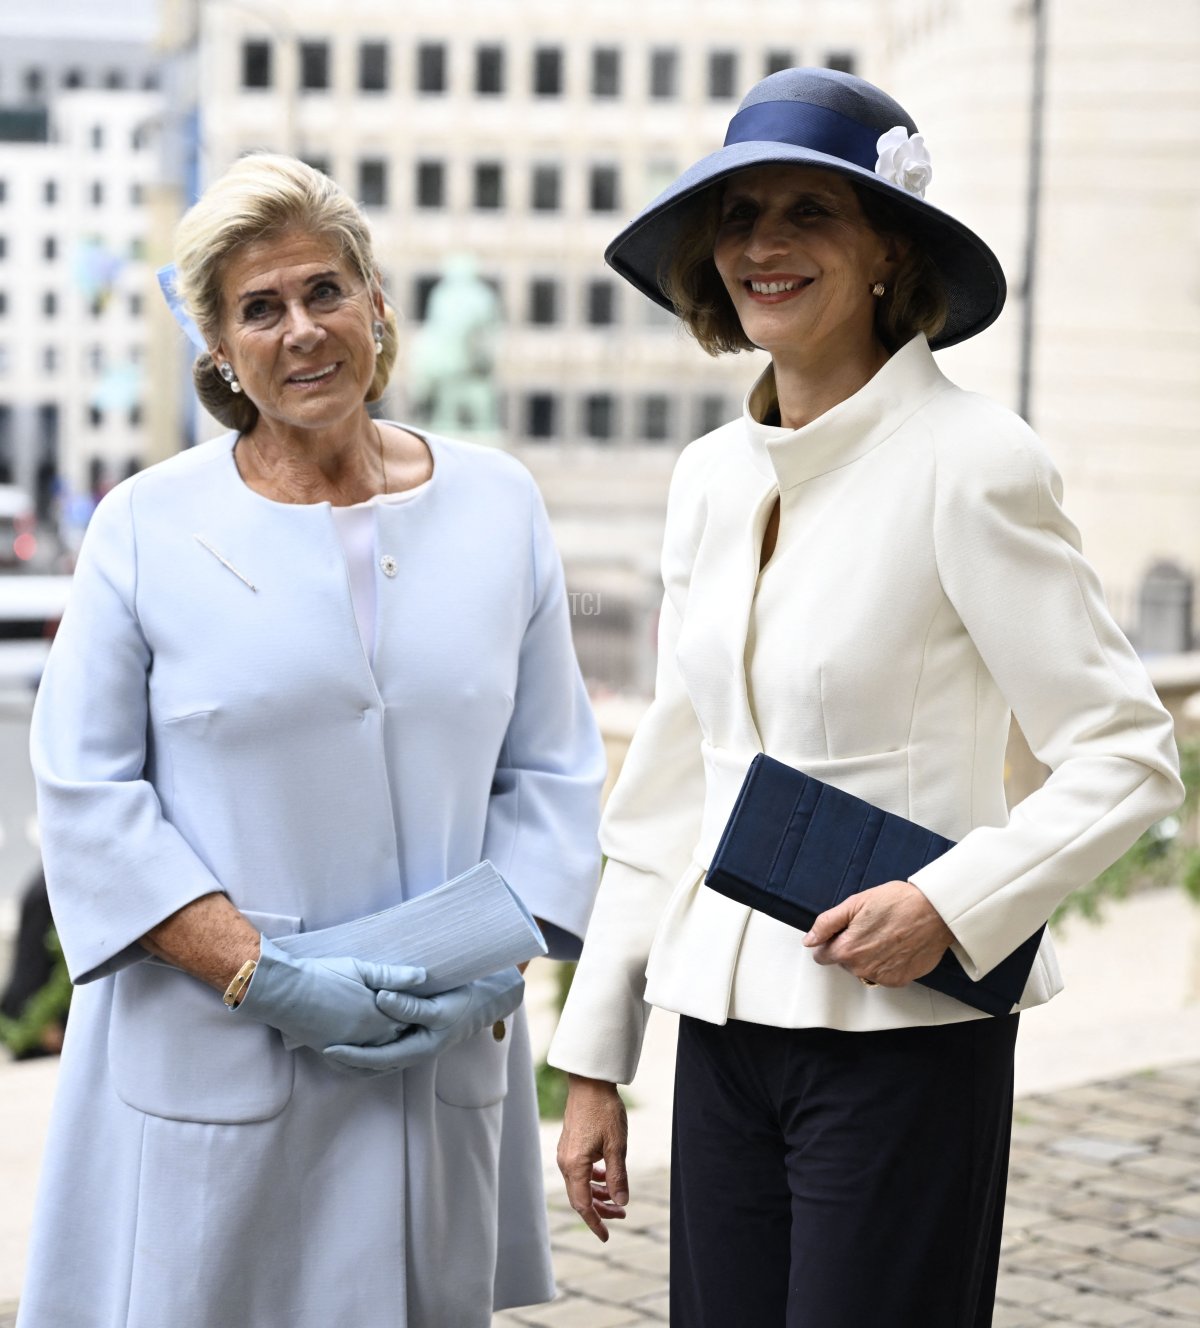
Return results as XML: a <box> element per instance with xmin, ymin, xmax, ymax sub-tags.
<box><xmin>18</xmin><ymin>155</ymin><xmax>605</xmax><ymax>1328</ymax></box>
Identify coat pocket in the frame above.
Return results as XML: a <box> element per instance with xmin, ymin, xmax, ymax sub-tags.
<box><xmin>108</xmin><ymin>909</ymin><xmax>301</xmax><ymax>1125</ymax></box>
<box><xmin>434</xmin><ymin>1020</ymin><xmax>511</xmax><ymax>1109</ymax></box>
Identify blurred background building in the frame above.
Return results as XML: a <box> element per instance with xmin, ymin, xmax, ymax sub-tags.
<box><xmin>0</xmin><ymin>0</ymin><xmax>1196</xmax><ymax>699</ymax></box>
<box><xmin>0</xmin><ymin>16</ymin><xmax>160</xmax><ymax>509</ymax></box>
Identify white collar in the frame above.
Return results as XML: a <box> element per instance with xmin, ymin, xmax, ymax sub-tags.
<box><xmin>740</xmin><ymin>334</ymin><xmax>951</xmax><ymax>490</ymax></box>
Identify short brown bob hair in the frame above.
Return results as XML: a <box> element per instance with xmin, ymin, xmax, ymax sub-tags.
<box><xmin>661</xmin><ymin>176</ymin><xmax>948</xmax><ymax>356</ymax></box>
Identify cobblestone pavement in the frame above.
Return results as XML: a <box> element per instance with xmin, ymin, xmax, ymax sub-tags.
<box><xmin>494</xmin><ymin>1062</ymin><xmax>1200</xmax><ymax>1327</ymax></box>
<box><xmin>3</xmin><ymin>1064</ymin><xmax>1197</xmax><ymax>1327</ymax></box>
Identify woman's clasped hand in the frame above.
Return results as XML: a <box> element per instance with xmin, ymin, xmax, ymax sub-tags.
<box><xmin>803</xmin><ymin>879</ymin><xmax>958</xmax><ymax>989</ymax></box>
<box><xmin>232</xmin><ymin>935</ymin><xmax>427</xmax><ymax>1054</ymax></box>
<box><xmin>234</xmin><ymin>939</ymin><xmax>525</xmax><ymax>1074</ymax></box>
<box><xmin>325</xmin><ymin>966</ymin><xmax>526</xmax><ymax>1075</ymax></box>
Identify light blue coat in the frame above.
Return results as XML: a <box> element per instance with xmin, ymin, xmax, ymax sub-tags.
<box><xmin>19</xmin><ymin>431</ymin><xmax>606</xmax><ymax>1328</ymax></box>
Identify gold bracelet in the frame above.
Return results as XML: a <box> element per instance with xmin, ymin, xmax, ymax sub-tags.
<box><xmin>222</xmin><ymin>959</ymin><xmax>258</xmax><ymax>1009</ymax></box>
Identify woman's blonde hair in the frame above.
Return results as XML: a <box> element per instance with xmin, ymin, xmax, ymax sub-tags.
<box><xmin>661</xmin><ymin>177</ymin><xmax>948</xmax><ymax>356</ymax></box>
<box><xmin>172</xmin><ymin>153</ymin><xmax>399</xmax><ymax>431</ymax></box>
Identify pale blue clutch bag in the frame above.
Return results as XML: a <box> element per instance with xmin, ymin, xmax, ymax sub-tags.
<box><xmin>271</xmin><ymin>861</ymin><xmax>547</xmax><ymax>997</ymax></box>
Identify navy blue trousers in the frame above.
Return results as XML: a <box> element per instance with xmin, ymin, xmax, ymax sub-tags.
<box><xmin>670</xmin><ymin>1013</ymin><xmax>1018</xmax><ymax>1328</ymax></box>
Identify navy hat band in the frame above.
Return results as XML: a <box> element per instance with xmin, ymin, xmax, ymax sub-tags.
<box><xmin>723</xmin><ymin>99</ymin><xmax>884</xmax><ymax>173</ymax></box>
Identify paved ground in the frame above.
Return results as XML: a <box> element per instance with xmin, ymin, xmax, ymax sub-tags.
<box><xmin>493</xmin><ymin>1062</ymin><xmax>1200</xmax><ymax>1327</ymax></box>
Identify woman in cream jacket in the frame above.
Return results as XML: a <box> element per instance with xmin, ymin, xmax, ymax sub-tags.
<box><xmin>548</xmin><ymin>68</ymin><xmax>1182</xmax><ymax>1328</ymax></box>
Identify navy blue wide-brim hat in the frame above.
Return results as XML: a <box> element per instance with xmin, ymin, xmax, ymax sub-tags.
<box><xmin>605</xmin><ymin>67</ymin><xmax>1006</xmax><ymax>350</ymax></box>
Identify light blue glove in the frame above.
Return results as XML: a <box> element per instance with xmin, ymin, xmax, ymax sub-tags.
<box><xmin>233</xmin><ymin>934</ymin><xmax>430</xmax><ymax>1054</ymax></box>
<box><xmin>323</xmin><ymin>966</ymin><xmax>525</xmax><ymax>1076</ymax></box>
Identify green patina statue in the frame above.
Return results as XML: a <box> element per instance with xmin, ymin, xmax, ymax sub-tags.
<box><xmin>408</xmin><ymin>254</ymin><xmax>502</xmax><ymax>440</ymax></box>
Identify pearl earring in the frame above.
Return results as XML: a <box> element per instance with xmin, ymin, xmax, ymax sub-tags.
<box><xmin>372</xmin><ymin>320</ymin><xmax>384</xmax><ymax>354</ymax></box>
<box><xmin>871</xmin><ymin>282</ymin><xmax>886</xmax><ymax>298</ymax></box>
<box><xmin>218</xmin><ymin>361</ymin><xmax>242</xmax><ymax>393</ymax></box>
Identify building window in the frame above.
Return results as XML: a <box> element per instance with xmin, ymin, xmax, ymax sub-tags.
<box><xmin>413</xmin><ymin>274</ymin><xmax>439</xmax><ymax>320</ymax></box>
<box><xmin>89</xmin><ymin>345</ymin><xmax>106</xmax><ymax>373</ymax></box>
<box><xmin>42</xmin><ymin>346</ymin><xmax>57</xmax><ymax>373</ymax></box>
<box><xmin>64</xmin><ymin>69</ymin><xmax>84</xmax><ymax>89</ymax></box>
<box><xmin>42</xmin><ymin>292</ymin><xmax>56</xmax><ymax>317</ymax></box>
<box><xmin>0</xmin><ymin>237</ymin><xmax>6</xmax><ymax>260</ymax></box>
<box><xmin>415</xmin><ymin>161</ymin><xmax>445</xmax><ymax>208</ymax></box>
<box><xmin>130</xmin><ymin>404</ymin><xmax>144</xmax><ymax>428</ymax></box>
<box><xmin>358</xmin><ymin>158</ymin><xmax>388</xmax><ymax>207</ymax></box>
<box><xmin>130</xmin><ymin>183</ymin><xmax>144</xmax><ymax>205</ymax></box>
<box><xmin>143</xmin><ymin>70</ymin><xmax>160</xmax><ymax>91</ymax></box>
<box><xmin>300</xmin><ymin>41</ymin><xmax>330</xmax><ymax>91</ymax></box>
<box><xmin>89</xmin><ymin>406</ymin><xmax>104</xmax><ymax>428</ymax></box>
<box><xmin>90</xmin><ymin>125</ymin><xmax>104</xmax><ymax>150</ymax></box>
<box><xmin>526</xmin><ymin>393</ymin><xmax>557</xmax><ymax>439</ymax></box>
<box><xmin>473</xmin><ymin>162</ymin><xmax>504</xmax><ymax>210</ymax></box>
<box><xmin>591</xmin><ymin>47</ymin><xmax>621</xmax><ymax>97</ymax></box>
<box><xmin>417</xmin><ymin>42</ymin><xmax>446</xmax><ymax>93</ymax></box>
<box><xmin>641</xmin><ymin>394</ymin><xmax>672</xmax><ymax>441</ymax></box>
<box><xmin>708</xmin><ymin>51</ymin><xmax>738</xmax><ymax>99</ymax></box>
<box><xmin>0</xmin><ymin>181</ymin><xmax>6</xmax><ymax>204</ymax></box>
<box><xmin>37</xmin><ymin>402</ymin><xmax>59</xmax><ymax>457</ymax></box>
<box><xmin>583</xmin><ymin>393</ymin><xmax>617</xmax><ymax>441</ymax></box>
<box><xmin>533</xmin><ymin>46</ymin><xmax>563</xmax><ymax>96</ymax></box>
<box><xmin>302</xmin><ymin>154</ymin><xmax>330</xmax><ymax>176</ymax></box>
<box><xmin>528</xmin><ymin>279</ymin><xmax>559</xmax><ymax>326</ymax></box>
<box><xmin>91</xmin><ymin>182</ymin><xmax>104</xmax><ymax>206</ymax></box>
<box><xmin>530</xmin><ymin>164</ymin><xmax>560</xmax><ymax>212</ymax></box>
<box><xmin>764</xmin><ymin>49</ymin><xmax>793</xmax><ymax>75</ymax></box>
<box><xmin>0</xmin><ymin>292</ymin><xmax>7</xmax><ymax>315</ymax></box>
<box><xmin>242</xmin><ymin>40</ymin><xmax>272</xmax><ymax>89</ymax></box>
<box><xmin>475</xmin><ymin>45</ymin><xmax>504</xmax><ymax>95</ymax></box>
<box><xmin>589</xmin><ymin>165</ymin><xmax>619</xmax><ymax>212</ymax></box>
<box><xmin>825</xmin><ymin>51</ymin><xmax>856</xmax><ymax>75</ymax></box>
<box><xmin>44</xmin><ymin>179</ymin><xmax>57</xmax><ymax>206</ymax></box>
<box><xmin>698</xmin><ymin>395</ymin><xmax>728</xmax><ymax>435</ymax></box>
<box><xmin>130</xmin><ymin>293</ymin><xmax>143</xmax><ymax>317</ymax></box>
<box><xmin>105</xmin><ymin>70</ymin><xmax>126</xmax><ymax>90</ymax></box>
<box><xmin>359</xmin><ymin>41</ymin><xmax>388</xmax><ymax>92</ymax></box>
<box><xmin>649</xmin><ymin>48</ymin><xmax>679</xmax><ymax>99</ymax></box>
<box><xmin>23</xmin><ymin>68</ymin><xmax>43</xmax><ymax>97</ymax></box>
<box><xmin>586</xmin><ymin>280</ymin><xmax>616</xmax><ymax>325</ymax></box>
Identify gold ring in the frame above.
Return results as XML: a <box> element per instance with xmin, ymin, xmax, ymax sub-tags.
<box><xmin>858</xmin><ymin>976</ymin><xmax>878</xmax><ymax>987</ymax></box>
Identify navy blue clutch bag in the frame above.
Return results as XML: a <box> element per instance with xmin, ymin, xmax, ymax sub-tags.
<box><xmin>705</xmin><ymin>754</ymin><xmax>1043</xmax><ymax>1016</ymax></box>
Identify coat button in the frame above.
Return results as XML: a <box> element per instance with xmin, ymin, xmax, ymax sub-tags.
<box><xmin>492</xmin><ymin>1020</ymin><xmax>506</xmax><ymax>1042</ymax></box>
<box><xmin>380</xmin><ymin>554</ymin><xmax>398</xmax><ymax>577</ymax></box>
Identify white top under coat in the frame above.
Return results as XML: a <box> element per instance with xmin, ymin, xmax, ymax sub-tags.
<box><xmin>329</xmin><ymin>481</ymin><xmax>431</xmax><ymax>664</ymax></box>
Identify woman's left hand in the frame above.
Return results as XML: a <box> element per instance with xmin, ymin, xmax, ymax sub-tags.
<box><xmin>803</xmin><ymin>881</ymin><xmax>955</xmax><ymax>987</ymax></box>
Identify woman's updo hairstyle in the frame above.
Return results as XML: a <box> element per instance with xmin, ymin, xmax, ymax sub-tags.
<box><xmin>172</xmin><ymin>153</ymin><xmax>399</xmax><ymax>431</ymax></box>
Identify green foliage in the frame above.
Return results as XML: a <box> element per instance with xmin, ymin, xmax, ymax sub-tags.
<box><xmin>0</xmin><ymin>928</ymin><xmax>72</xmax><ymax>1058</ymax></box>
<box><xmin>536</xmin><ymin>1056</ymin><xmax>571</xmax><ymax>1119</ymax></box>
<box><xmin>534</xmin><ymin>961</ymin><xmax>575</xmax><ymax>1120</ymax></box>
<box><xmin>1054</xmin><ymin>739</ymin><xmax>1200</xmax><ymax>927</ymax></box>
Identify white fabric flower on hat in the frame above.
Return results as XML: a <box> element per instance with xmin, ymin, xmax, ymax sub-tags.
<box><xmin>874</xmin><ymin>126</ymin><xmax>933</xmax><ymax>198</ymax></box>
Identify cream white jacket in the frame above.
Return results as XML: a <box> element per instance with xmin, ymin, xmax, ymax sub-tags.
<box><xmin>549</xmin><ymin>335</ymin><xmax>1183</xmax><ymax>1086</ymax></box>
